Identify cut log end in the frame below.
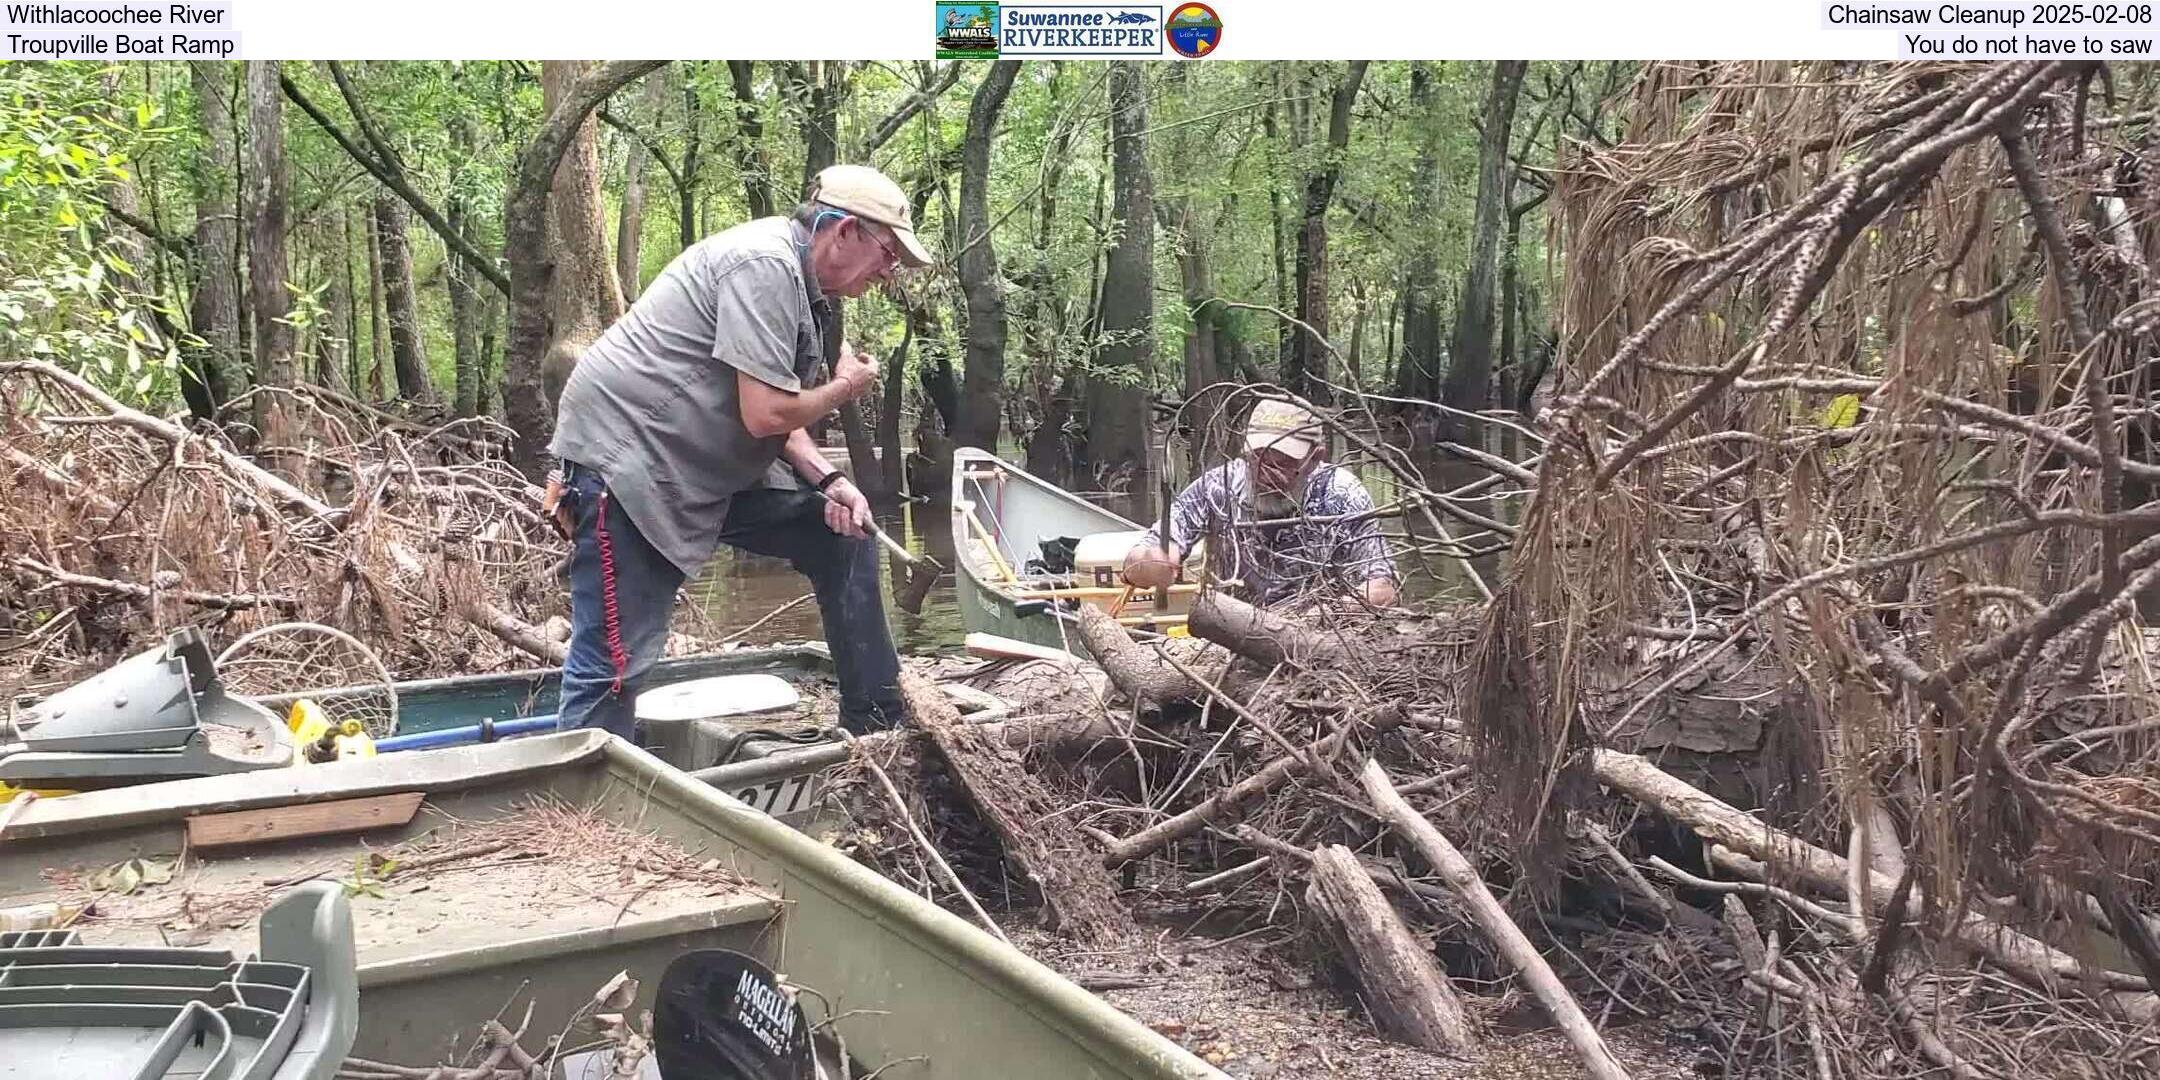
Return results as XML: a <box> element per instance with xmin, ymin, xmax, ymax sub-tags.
<box><xmin>1306</xmin><ymin>843</ymin><xmax>1478</xmax><ymax>1055</ymax></box>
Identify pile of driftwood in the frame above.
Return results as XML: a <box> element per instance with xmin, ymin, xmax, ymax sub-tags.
<box><xmin>832</xmin><ymin>60</ymin><xmax>2160</xmax><ymax>1080</ymax></box>
<box><xmin>0</xmin><ymin>359</ymin><xmax>731</xmax><ymax>691</ymax></box>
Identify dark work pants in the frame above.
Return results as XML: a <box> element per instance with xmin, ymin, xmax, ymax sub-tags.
<box><xmin>553</xmin><ymin>460</ymin><xmax>905</xmax><ymax>741</ymax></box>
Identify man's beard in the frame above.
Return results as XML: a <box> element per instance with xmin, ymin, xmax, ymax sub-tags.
<box><xmin>1252</xmin><ymin>488</ymin><xmax>1297</xmax><ymax>520</ymax></box>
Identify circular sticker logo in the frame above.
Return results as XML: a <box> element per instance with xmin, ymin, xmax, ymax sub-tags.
<box><xmin>1167</xmin><ymin>2</ymin><xmax>1222</xmax><ymax>58</ymax></box>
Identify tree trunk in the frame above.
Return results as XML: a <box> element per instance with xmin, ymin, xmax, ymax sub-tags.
<box><xmin>480</xmin><ymin>281</ymin><xmax>502</xmax><ymax>417</ymax></box>
<box><xmin>543</xmin><ymin>61</ymin><xmax>628</xmax><ymax>345</ymax></box>
<box><xmin>1085</xmin><ymin>62</ymin><xmax>1155</xmax><ymax>494</ymax></box>
<box><xmin>1306</xmin><ymin>843</ymin><xmax>1478</xmax><ymax>1054</ymax></box>
<box><xmin>877</xmin><ymin>311</ymin><xmax>908</xmax><ymax>497</ymax></box>
<box><xmin>726</xmin><ymin>61</ymin><xmax>776</xmax><ymax>219</ymax></box>
<box><xmin>317</xmin><ymin>232</ymin><xmax>350</xmax><ymax>394</ymax></box>
<box><xmin>449</xmin><ymin>80</ymin><xmax>481</xmax><ymax>418</ymax></box>
<box><xmin>374</xmin><ymin>195</ymin><xmax>432</xmax><ymax>403</ymax></box>
<box><xmin>185</xmin><ymin>60</ymin><xmax>241</xmax><ymax>419</ymax></box>
<box><xmin>1395</xmin><ymin>63</ymin><xmax>1443</xmax><ymax>404</ymax></box>
<box><xmin>1497</xmin><ymin>207</ymin><xmax>1522</xmax><ymax>409</ymax></box>
<box><xmin>679</xmin><ymin>62</ymin><xmax>706</xmax><ymax>249</ymax></box>
<box><xmin>1019</xmin><ymin>65</ymin><xmax>1078</xmax><ymax>483</ymax></box>
<box><xmin>1345</xmin><ymin>281</ymin><xmax>1370</xmax><ymax>390</ymax></box>
<box><xmin>791</xmin><ymin>61</ymin><xmax>845</xmax><ymax>198</ymax></box>
<box><xmin>364</xmin><ymin>200</ymin><xmax>387</xmax><ymax>400</ymax></box>
<box><xmin>955</xmin><ymin>60</ymin><xmax>1021</xmax><ymax>453</ymax></box>
<box><xmin>1441</xmin><ymin>61</ymin><xmax>1528</xmax><ymax>432</ymax></box>
<box><xmin>502</xmin><ymin>60</ymin><xmax>668</xmax><ymax>470</ymax></box>
<box><xmin>341</xmin><ymin>205</ymin><xmax>361</xmax><ymax>393</ymax></box>
<box><xmin>1288</xmin><ymin>60</ymin><xmax>1370</xmax><ymax>399</ymax></box>
<box><xmin>1264</xmin><ymin>89</ymin><xmax>1293</xmax><ymax>386</ymax></box>
<box><xmin>449</xmin><ymin>202</ymin><xmax>481</xmax><ymax>418</ymax></box>
<box><xmin>616</xmin><ymin>69</ymin><xmax>666</xmax><ymax>302</ymax></box>
<box><xmin>246</xmin><ymin>61</ymin><xmax>295</xmax><ymax>441</ymax></box>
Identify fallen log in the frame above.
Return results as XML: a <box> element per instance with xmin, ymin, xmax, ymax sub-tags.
<box><xmin>1361</xmin><ymin>759</ymin><xmax>1632</xmax><ymax>1080</ymax></box>
<box><xmin>901</xmin><ymin>671</ymin><xmax>1133</xmax><ymax>943</ymax></box>
<box><xmin>1074</xmin><ymin>603</ymin><xmax>1208</xmax><ymax>702</ymax></box>
<box><xmin>1102</xmin><ymin>704</ymin><xmax>1407</xmax><ymax>867</ymax></box>
<box><xmin>457</xmin><ymin>599</ymin><xmax>568</xmax><ymax>663</ymax></box>
<box><xmin>14</xmin><ymin>556</ymin><xmax>300</xmax><ymax>612</ymax></box>
<box><xmin>1594</xmin><ymin>748</ymin><xmax>2160</xmax><ymax>1014</ymax></box>
<box><xmin>1188</xmin><ymin>591</ymin><xmax>1347</xmax><ymax>667</ymax></box>
<box><xmin>1306</xmin><ymin>842</ymin><xmax>1478</xmax><ymax>1054</ymax></box>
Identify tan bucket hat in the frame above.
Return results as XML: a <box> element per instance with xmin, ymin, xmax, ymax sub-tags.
<box><xmin>807</xmin><ymin>163</ymin><xmax>934</xmax><ymax>268</ymax></box>
<box><xmin>1244</xmin><ymin>400</ymin><xmax>1324</xmax><ymax>459</ymax></box>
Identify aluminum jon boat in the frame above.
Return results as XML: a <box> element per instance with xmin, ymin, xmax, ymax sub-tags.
<box><xmin>0</xmin><ymin>731</ymin><xmax>1221</xmax><ymax>1078</ymax></box>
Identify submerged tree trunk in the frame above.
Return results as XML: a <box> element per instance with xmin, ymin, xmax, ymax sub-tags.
<box><xmin>246</xmin><ymin>61</ymin><xmax>295</xmax><ymax>441</ymax></box>
<box><xmin>1288</xmin><ymin>60</ymin><xmax>1369</xmax><ymax>399</ymax></box>
<box><xmin>1086</xmin><ymin>62</ymin><xmax>1155</xmax><ymax>494</ymax></box>
<box><xmin>186</xmin><ymin>59</ymin><xmax>241</xmax><ymax>419</ymax></box>
<box><xmin>1395</xmin><ymin>63</ymin><xmax>1444</xmax><ymax>405</ymax></box>
<box><xmin>374</xmin><ymin>195</ymin><xmax>432</xmax><ymax>403</ymax></box>
<box><xmin>955</xmin><ymin>60</ymin><xmax>1021</xmax><ymax>453</ymax></box>
<box><xmin>1442</xmin><ymin>60</ymin><xmax>1527</xmax><ymax>433</ymax></box>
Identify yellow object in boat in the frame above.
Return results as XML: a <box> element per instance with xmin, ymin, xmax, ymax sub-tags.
<box><xmin>0</xmin><ymin>780</ymin><xmax>73</xmax><ymax>800</ymax></box>
<box><xmin>1166</xmin><ymin>624</ymin><xmax>1191</xmax><ymax>639</ymax></box>
<box><xmin>287</xmin><ymin>700</ymin><xmax>378</xmax><ymax>764</ymax></box>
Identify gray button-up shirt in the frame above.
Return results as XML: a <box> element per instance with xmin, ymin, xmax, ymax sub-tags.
<box><xmin>549</xmin><ymin>217</ymin><xmax>829</xmax><ymax>575</ymax></box>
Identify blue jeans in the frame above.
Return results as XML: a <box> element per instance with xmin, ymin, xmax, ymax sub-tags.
<box><xmin>554</xmin><ymin>460</ymin><xmax>905</xmax><ymax>740</ymax></box>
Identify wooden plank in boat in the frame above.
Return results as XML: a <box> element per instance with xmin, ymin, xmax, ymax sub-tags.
<box><xmin>185</xmin><ymin>792</ymin><xmax>425</xmax><ymax>851</ymax></box>
<box><xmin>965</xmin><ymin>633</ymin><xmax>1081</xmax><ymax>667</ymax></box>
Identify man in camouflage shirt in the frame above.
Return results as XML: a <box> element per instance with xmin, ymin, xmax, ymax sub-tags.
<box><xmin>1122</xmin><ymin>400</ymin><xmax>1398</xmax><ymax>607</ymax></box>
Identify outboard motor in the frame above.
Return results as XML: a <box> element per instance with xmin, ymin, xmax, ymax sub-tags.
<box><xmin>650</xmin><ymin>950</ymin><xmax>816</xmax><ymax>1080</ymax></box>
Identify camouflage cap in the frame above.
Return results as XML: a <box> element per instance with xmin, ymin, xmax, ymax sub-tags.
<box><xmin>1243</xmin><ymin>400</ymin><xmax>1323</xmax><ymax>459</ymax></box>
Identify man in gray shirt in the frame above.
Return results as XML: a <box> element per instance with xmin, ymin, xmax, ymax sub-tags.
<box><xmin>547</xmin><ymin>164</ymin><xmax>932</xmax><ymax>738</ymax></box>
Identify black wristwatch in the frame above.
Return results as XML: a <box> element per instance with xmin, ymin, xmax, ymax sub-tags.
<box><xmin>814</xmin><ymin>470</ymin><xmax>848</xmax><ymax>493</ymax></box>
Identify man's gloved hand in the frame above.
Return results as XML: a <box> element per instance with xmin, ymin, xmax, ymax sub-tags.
<box><xmin>821</xmin><ymin>476</ymin><xmax>873</xmax><ymax>540</ymax></box>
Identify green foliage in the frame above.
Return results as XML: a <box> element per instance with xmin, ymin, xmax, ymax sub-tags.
<box><xmin>0</xmin><ymin>62</ymin><xmax>181</xmax><ymax>402</ymax></box>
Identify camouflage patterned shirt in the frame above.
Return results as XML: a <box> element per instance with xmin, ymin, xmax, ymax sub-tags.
<box><xmin>1140</xmin><ymin>459</ymin><xmax>1397</xmax><ymax>606</ymax></box>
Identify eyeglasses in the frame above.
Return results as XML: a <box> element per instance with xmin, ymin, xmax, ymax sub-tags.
<box><xmin>861</xmin><ymin>223</ymin><xmax>905</xmax><ymax>269</ymax></box>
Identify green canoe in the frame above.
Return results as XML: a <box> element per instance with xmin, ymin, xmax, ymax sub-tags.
<box><xmin>949</xmin><ymin>448</ymin><xmax>1198</xmax><ymax>659</ymax></box>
